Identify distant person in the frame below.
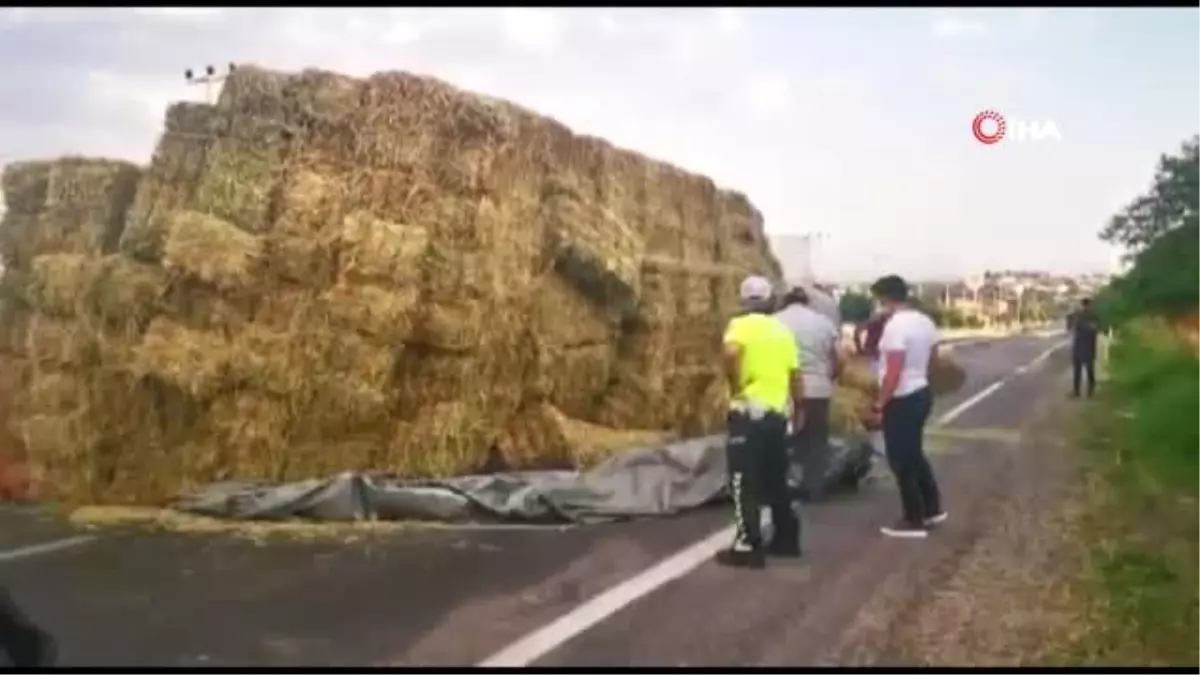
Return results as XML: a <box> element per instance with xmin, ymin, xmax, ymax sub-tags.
<box><xmin>865</xmin><ymin>275</ymin><xmax>947</xmax><ymax>539</ymax></box>
<box><xmin>717</xmin><ymin>276</ymin><xmax>804</xmax><ymax>568</ymax></box>
<box><xmin>1067</xmin><ymin>298</ymin><xmax>1100</xmax><ymax>398</ymax></box>
<box><xmin>775</xmin><ymin>286</ymin><xmax>841</xmax><ymax>502</ymax></box>
<box><xmin>0</xmin><ymin>588</ymin><xmax>56</xmax><ymax>667</ymax></box>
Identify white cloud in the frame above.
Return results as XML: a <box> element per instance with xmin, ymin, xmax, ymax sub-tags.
<box><xmin>931</xmin><ymin>13</ymin><xmax>989</xmax><ymax>39</ymax></box>
<box><xmin>501</xmin><ymin>8</ymin><xmax>562</xmax><ymax>53</ymax></box>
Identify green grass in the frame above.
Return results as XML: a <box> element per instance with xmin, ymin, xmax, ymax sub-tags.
<box><xmin>1067</xmin><ymin>322</ymin><xmax>1199</xmax><ymax>666</ymax></box>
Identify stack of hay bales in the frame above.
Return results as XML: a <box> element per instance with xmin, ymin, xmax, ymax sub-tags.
<box><xmin>0</xmin><ymin>65</ymin><xmax>781</xmax><ymax>505</ymax></box>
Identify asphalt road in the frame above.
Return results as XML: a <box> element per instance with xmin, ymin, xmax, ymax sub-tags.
<box><xmin>0</xmin><ymin>333</ymin><xmax>1069</xmax><ymax>667</ymax></box>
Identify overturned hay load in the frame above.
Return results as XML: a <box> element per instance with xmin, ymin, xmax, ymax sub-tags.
<box><xmin>0</xmin><ymin>64</ymin><xmax>782</xmax><ymax>505</ymax></box>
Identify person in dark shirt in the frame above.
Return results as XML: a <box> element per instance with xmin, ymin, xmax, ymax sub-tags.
<box><xmin>1067</xmin><ymin>298</ymin><xmax>1100</xmax><ymax>398</ymax></box>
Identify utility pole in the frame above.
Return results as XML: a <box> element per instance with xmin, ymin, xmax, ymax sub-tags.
<box><xmin>184</xmin><ymin>63</ymin><xmax>238</xmax><ymax>104</ymax></box>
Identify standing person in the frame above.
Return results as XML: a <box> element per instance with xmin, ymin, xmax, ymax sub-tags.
<box><xmin>717</xmin><ymin>276</ymin><xmax>804</xmax><ymax>568</ymax></box>
<box><xmin>775</xmin><ymin>286</ymin><xmax>841</xmax><ymax>502</ymax></box>
<box><xmin>1067</xmin><ymin>298</ymin><xmax>1099</xmax><ymax>398</ymax></box>
<box><xmin>865</xmin><ymin>275</ymin><xmax>947</xmax><ymax>538</ymax></box>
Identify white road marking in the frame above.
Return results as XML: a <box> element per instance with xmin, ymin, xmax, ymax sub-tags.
<box><xmin>0</xmin><ymin>534</ymin><xmax>97</xmax><ymax>563</ymax></box>
<box><xmin>476</xmin><ymin>336</ymin><xmax>1069</xmax><ymax>668</ymax></box>
<box><xmin>936</xmin><ymin>339</ymin><xmax>1067</xmax><ymax>425</ymax></box>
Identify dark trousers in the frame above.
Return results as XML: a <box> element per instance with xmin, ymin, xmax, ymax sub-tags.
<box><xmin>793</xmin><ymin>397</ymin><xmax>832</xmax><ymax>500</ymax></box>
<box><xmin>0</xmin><ymin>588</ymin><xmax>54</xmax><ymax>667</ymax></box>
<box><xmin>1072</xmin><ymin>354</ymin><xmax>1096</xmax><ymax>397</ymax></box>
<box><xmin>726</xmin><ymin>408</ymin><xmax>799</xmax><ymax>549</ymax></box>
<box><xmin>882</xmin><ymin>387</ymin><xmax>942</xmax><ymax>525</ymax></box>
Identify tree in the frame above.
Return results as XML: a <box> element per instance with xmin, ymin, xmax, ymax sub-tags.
<box><xmin>1098</xmin><ymin>136</ymin><xmax>1200</xmax><ymax>323</ymax></box>
<box><xmin>1102</xmin><ymin>135</ymin><xmax>1198</xmax><ymax>252</ymax></box>
<box><xmin>838</xmin><ymin>291</ymin><xmax>873</xmax><ymax>323</ymax></box>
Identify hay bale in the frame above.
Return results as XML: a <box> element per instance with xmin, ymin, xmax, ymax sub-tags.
<box><xmin>132</xmin><ymin>318</ymin><xmax>233</xmax><ymax>400</ymax></box>
<box><xmin>1</xmin><ymin>161</ymin><xmax>53</xmax><ymax>213</ymax></box>
<box><xmin>543</xmin><ymin>186</ymin><xmax>643</xmax><ymax>318</ymax></box>
<box><xmin>319</xmin><ymin>283</ymin><xmax>419</xmax><ymax>345</ymax></box>
<box><xmin>339</xmin><ymin>210</ymin><xmax>429</xmax><ymax>286</ymax></box>
<box><xmin>386</xmin><ymin>401</ymin><xmax>495</xmax><ymax>478</ymax></box>
<box><xmin>0</xmin><ymin>159</ymin><xmax>144</xmax><ymax>264</ymax></box>
<box><xmin>0</xmin><ymin>213</ymin><xmax>37</xmax><ymax>269</ymax></box>
<box><xmin>25</xmin><ymin>314</ymin><xmax>102</xmax><ymax>370</ymax></box>
<box><xmin>930</xmin><ymin>352</ymin><xmax>967</xmax><ymax>396</ymax></box>
<box><xmin>44</xmin><ymin>158</ymin><xmax>142</xmax><ymax>213</ymax></box>
<box><xmin>28</xmin><ymin>254</ymin><xmax>94</xmax><ymax>317</ymax></box>
<box><xmin>162</xmin><ymin>210</ymin><xmax>263</xmax><ymax>291</ymax></box>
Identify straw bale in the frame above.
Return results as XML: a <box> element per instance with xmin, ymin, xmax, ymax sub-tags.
<box><xmin>191</xmin><ymin>142</ymin><xmax>285</xmax><ymax>234</ymax></box>
<box><xmin>28</xmin><ymin>254</ymin><xmax>93</xmax><ymax>317</ymax></box>
<box><xmin>415</xmin><ymin>299</ymin><xmax>488</xmax><ymax>353</ymax></box>
<box><xmin>542</xmin><ymin>189</ymin><xmax>643</xmax><ymax>318</ymax></box>
<box><xmin>541</xmin><ymin>343</ymin><xmax>614</xmax><ymax>420</ymax></box>
<box><xmin>0</xmin><ymin>213</ymin><xmax>37</xmax><ymax>269</ymax></box>
<box><xmin>160</xmin><ymin>276</ymin><xmax>254</xmax><ymax>334</ymax></box>
<box><xmin>118</xmin><ymin>104</ymin><xmax>218</xmax><ymax>263</ymax></box>
<box><xmin>162</xmin><ymin>210</ymin><xmax>263</xmax><ymax>291</ymax></box>
<box><xmin>532</xmin><ymin>274</ymin><xmax>618</xmax><ymax>348</ymax></box>
<box><xmin>286</xmin><ymin>69</ymin><xmax>363</xmax><ymax>162</ymax></box>
<box><xmin>214</xmin><ymin>66</ymin><xmax>294</xmax><ymax>133</ymax></box>
<box><xmin>205</xmin><ymin>392</ymin><xmax>291</xmax><ymax>482</ymax></box>
<box><xmin>930</xmin><ymin>353</ymin><xmax>967</xmax><ymax>396</ymax></box>
<box><xmin>386</xmin><ymin>401</ymin><xmax>495</xmax><ymax>478</ymax></box>
<box><xmin>23</xmin><ymin>371</ymin><xmax>85</xmax><ymax>415</ymax></box>
<box><xmin>263</xmin><ymin>233</ymin><xmax>337</xmax><ymax>288</ymax></box>
<box><xmin>44</xmin><ymin>158</ymin><xmax>141</xmax><ymax>212</ymax></box>
<box><xmin>276</xmin><ymin>168</ymin><xmax>349</xmax><ymax>235</ymax></box>
<box><xmin>120</xmin><ymin>179</ymin><xmax>193</xmax><ymax>263</ymax></box>
<box><xmin>339</xmin><ymin>210</ymin><xmax>429</xmax><ymax>286</ymax></box>
<box><xmin>1</xmin><ymin>161</ymin><xmax>52</xmax><ymax>213</ymax></box>
<box><xmin>132</xmin><ymin>318</ymin><xmax>233</xmax><ymax>400</ymax></box>
<box><xmin>319</xmin><ymin>282</ymin><xmax>419</xmax><ymax>345</ymax></box>
<box><xmin>25</xmin><ymin>314</ymin><xmax>102</xmax><ymax>370</ymax></box>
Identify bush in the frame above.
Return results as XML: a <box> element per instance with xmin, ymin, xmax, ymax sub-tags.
<box><xmin>1105</xmin><ymin>321</ymin><xmax>1199</xmax><ymax>492</ymax></box>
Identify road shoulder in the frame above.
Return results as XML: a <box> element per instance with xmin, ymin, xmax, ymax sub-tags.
<box><xmin>824</xmin><ymin>358</ymin><xmax>1088</xmax><ymax>666</ymax></box>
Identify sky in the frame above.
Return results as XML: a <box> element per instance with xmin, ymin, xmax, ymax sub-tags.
<box><xmin>0</xmin><ymin>7</ymin><xmax>1196</xmax><ymax>282</ymax></box>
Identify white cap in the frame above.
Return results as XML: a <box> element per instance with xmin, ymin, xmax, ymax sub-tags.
<box><xmin>739</xmin><ymin>275</ymin><xmax>773</xmax><ymax>302</ymax></box>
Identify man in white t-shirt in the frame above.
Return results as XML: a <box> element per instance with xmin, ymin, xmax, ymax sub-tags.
<box><xmin>775</xmin><ymin>286</ymin><xmax>841</xmax><ymax>502</ymax></box>
<box><xmin>864</xmin><ymin>275</ymin><xmax>947</xmax><ymax>539</ymax></box>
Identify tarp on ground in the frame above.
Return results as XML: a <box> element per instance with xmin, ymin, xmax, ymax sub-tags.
<box><xmin>175</xmin><ymin>434</ymin><xmax>875</xmax><ymax>525</ymax></box>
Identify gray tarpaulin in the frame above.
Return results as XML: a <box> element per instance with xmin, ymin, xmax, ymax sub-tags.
<box><xmin>175</xmin><ymin>434</ymin><xmax>874</xmax><ymax>525</ymax></box>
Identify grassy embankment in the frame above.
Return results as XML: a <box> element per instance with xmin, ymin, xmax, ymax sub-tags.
<box><xmin>1068</xmin><ymin>318</ymin><xmax>1198</xmax><ymax>666</ymax></box>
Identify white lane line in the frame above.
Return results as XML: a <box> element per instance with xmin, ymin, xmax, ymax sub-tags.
<box><xmin>477</xmin><ymin>336</ymin><xmax>1069</xmax><ymax>668</ymax></box>
<box><xmin>937</xmin><ymin>339</ymin><xmax>1067</xmax><ymax>426</ymax></box>
<box><xmin>0</xmin><ymin>534</ymin><xmax>97</xmax><ymax>563</ymax></box>
<box><xmin>478</xmin><ymin>528</ymin><xmax>734</xmax><ymax>667</ymax></box>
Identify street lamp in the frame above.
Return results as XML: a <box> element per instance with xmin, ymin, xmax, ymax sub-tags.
<box><xmin>185</xmin><ymin>62</ymin><xmax>237</xmax><ymax>104</ymax></box>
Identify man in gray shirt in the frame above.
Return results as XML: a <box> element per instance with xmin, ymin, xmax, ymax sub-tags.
<box><xmin>775</xmin><ymin>286</ymin><xmax>842</xmax><ymax>502</ymax></box>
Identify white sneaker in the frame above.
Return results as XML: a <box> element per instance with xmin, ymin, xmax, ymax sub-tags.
<box><xmin>925</xmin><ymin>512</ymin><xmax>949</xmax><ymax>527</ymax></box>
<box><xmin>880</xmin><ymin>519</ymin><xmax>928</xmax><ymax>538</ymax></box>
